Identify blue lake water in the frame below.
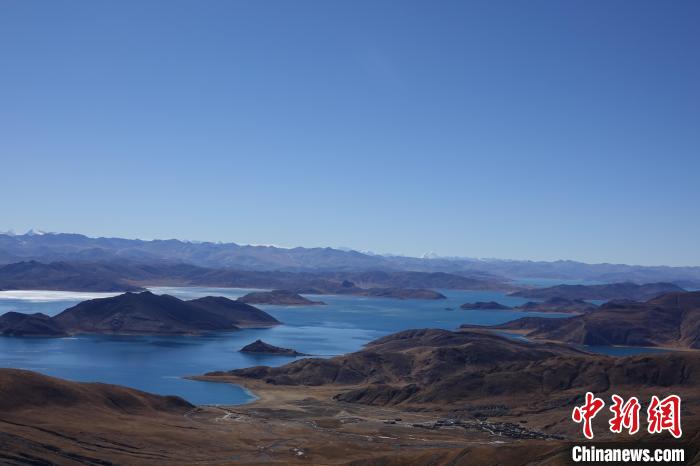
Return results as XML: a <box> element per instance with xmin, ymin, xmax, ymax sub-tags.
<box><xmin>0</xmin><ymin>287</ymin><xmax>668</xmax><ymax>405</ymax></box>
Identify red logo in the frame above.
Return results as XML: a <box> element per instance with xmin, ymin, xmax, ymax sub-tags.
<box><xmin>572</xmin><ymin>392</ymin><xmax>606</xmax><ymax>439</ymax></box>
<box><xmin>609</xmin><ymin>394</ymin><xmax>641</xmax><ymax>435</ymax></box>
<box><xmin>572</xmin><ymin>393</ymin><xmax>682</xmax><ymax>439</ymax></box>
<box><xmin>647</xmin><ymin>395</ymin><xmax>682</xmax><ymax>438</ymax></box>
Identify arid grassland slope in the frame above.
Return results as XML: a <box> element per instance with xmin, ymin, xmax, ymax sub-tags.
<box><xmin>214</xmin><ymin>329</ymin><xmax>700</xmax><ymax>410</ymax></box>
<box><xmin>0</xmin><ymin>368</ymin><xmax>584</xmax><ymax>466</ymax></box>
<box><xmin>1</xmin><ymin>328</ymin><xmax>699</xmax><ymax>465</ymax></box>
<box><xmin>472</xmin><ymin>291</ymin><xmax>700</xmax><ymax>348</ymax></box>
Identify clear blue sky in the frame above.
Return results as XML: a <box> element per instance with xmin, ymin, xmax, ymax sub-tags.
<box><xmin>1</xmin><ymin>1</ymin><xmax>698</xmax><ymax>266</ymax></box>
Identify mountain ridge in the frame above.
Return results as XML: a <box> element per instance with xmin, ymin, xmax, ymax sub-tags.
<box><xmin>0</xmin><ymin>260</ymin><xmax>513</xmax><ymax>293</ymax></box>
<box><xmin>468</xmin><ymin>290</ymin><xmax>700</xmax><ymax>349</ymax></box>
<box><xmin>510</xmin><ymin>281</ymin><xmax>685</xmax><ymax>301</ymax></box>
<box><xmin>2</xmin><ymin>232</ymin><xmax>700</xmax><ymax>285</ymax></box>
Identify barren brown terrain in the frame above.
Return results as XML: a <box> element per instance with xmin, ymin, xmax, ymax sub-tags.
<box><xmin>0</xmin><ymin>369</ymin><xmax>575</xmax><ymax>465</ymax></box>
<box><xmin>2</xmin><ymin>326</ymin><xmax>698</xmax><ymax>465</ymax></box>
<box><xmin>471</xmin><ymin>291</ymin><xmax>700</xmax><ymax>349</ymax></box>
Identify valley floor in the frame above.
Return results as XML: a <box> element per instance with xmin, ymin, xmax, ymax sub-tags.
<box><xmin>2</xmin><ymin>374</ymin><xmax>697</xmax><ymax>466</ymax></box>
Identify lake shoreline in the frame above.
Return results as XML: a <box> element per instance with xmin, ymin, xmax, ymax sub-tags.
<box><xmin>0</xmin><ymin>286</ymin><xmax>590</xmax><ymax>405</ymax></box>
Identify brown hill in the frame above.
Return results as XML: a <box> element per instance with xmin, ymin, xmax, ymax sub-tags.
<box><xmin>240</xmin><ymin>339</ymin><xmax>307</xmax><ymax>356</ymax></box>
<box><xmin>460</xmin><ymin>301</ymin><xmax>511</xmax><ymax>310</ymax></box>
<box><xmin>510</xmin><ymin>281</ymin><xmax>684</xmax><ymax>301</ymax></box>
<box><xmin>51</xmin><ymin>291</ymin><xmax>278</xmax><ymax>335</ymax></box>
<box><xmin>0</xmin><ymin>368</ymin><xmax>192</xmax><ymax>414</ymax></box>
<box><xmin>294</xmin><ymin>283</ymin><xmax>447</xmax><ymax>300</ymax></box>
<box><xmin>353</xmin><ymin>287</ymin><xmax>446</xmax><ymax>300</ymax></box>
<box><xmin>515</xmin><ymin>297</ymin><xmax>598</xmax><ymax>313</ymax></box>
<box><xmin>0</xmin><ymin>368</ymin><xmax>645</xmax><ymax>466</ymax></box>
<box><xmin>0</xmin><ymin>312</ymin><xmax>67</xmax><ymax>337</ymax></box>
<box><xmin>187</xmin><ymin>295</ymin><xmax>280</xmax><ymax>326</ymax></box>
<box><xmin>238</xmin><ymin>290</ymin><xmax>326</xmax><ymax>305</ymax></box>
<box><xmin>1</xmin><ymin>357</ymin><xmax>699</xmax><ymax>465</ymax></box>
<box><xmin>479</xmin><ymin>290</ymin><xmax>700</xmax><ymax>348</ymax></box>
<box><xmin>209</xmin><ymin>328</ymin><xmax>700</xmax><ymax>407</ymax></box>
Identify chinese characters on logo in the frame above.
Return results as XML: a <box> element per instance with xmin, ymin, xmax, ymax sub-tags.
<box><xmin>572</xmin><ymin>392</ymin><xmax>682</xmax><ymax>439</ymax></box>
<box><xmin>572</xmin><ymin>392</ymin><xmax>605</xmax><ymax>439</ymax></box>
<box><xmin>609</xmin><ymin>394</ymin><xmax>641</xmax><ymax>435</ymax></box>
<box><xmin>647</xmin><ymin>395</ymin><xmax>682</xmax><ymax>438</ymax></box>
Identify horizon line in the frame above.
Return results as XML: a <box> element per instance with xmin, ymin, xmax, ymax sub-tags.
<box><xmin>1</xmin><ymin>229</ymin><xmax>699</xmax><ymax>270</ymax></box>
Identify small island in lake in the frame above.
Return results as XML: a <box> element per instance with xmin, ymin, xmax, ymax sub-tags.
<box><xmin>295</xmin><ymin>282</ymin><xmax>447</xmax><ymax>300</ymax></box>
<box><xmin>240</xmin><ymin>339</ymin><xmax>308</xmax><ymax>356</ymax></box>
<box><xmin>238</xmin><ymin>290</ymin><xmax>326</xmax><ymax>305</ymax></box>
<box><xmin>460</xmin><ymin>301</ymin><xmax>512</xmax><ymax>310</ymax></box>
<box><xmin>459</xmin><ymin>298</ymin><xmax>597</xmax><ymax>314</ymax></box>
<box><xmin>353</xmin><ymin>287</ymin><xmax>446</xmax><ymax>300</ymax></box>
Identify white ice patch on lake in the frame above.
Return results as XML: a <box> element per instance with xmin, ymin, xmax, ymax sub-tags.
<box><xmin>0</xmin><ymin>290</ymin><xmax>122</xmax><ymax>302</ymax></box>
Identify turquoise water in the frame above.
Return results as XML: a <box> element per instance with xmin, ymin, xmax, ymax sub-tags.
<box><xmin>0</xmin><ymin>286</ymin><xmax>652</xmax><ymax>405</ymax></box>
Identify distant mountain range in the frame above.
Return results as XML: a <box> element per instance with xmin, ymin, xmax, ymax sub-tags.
<box><xmin>2</xmin><ymin>231</ymin><xmax>700</xmax><ymax>286</ymax></box>
<box><xmin>0</xmin><ymin>232</ymin><xmax>396</xmax><ymax>272</ymax></box>
<box><xmin>0</xmin><ymin>260</ymin><xmax>511</xmax><ymax>293</ymax></box>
